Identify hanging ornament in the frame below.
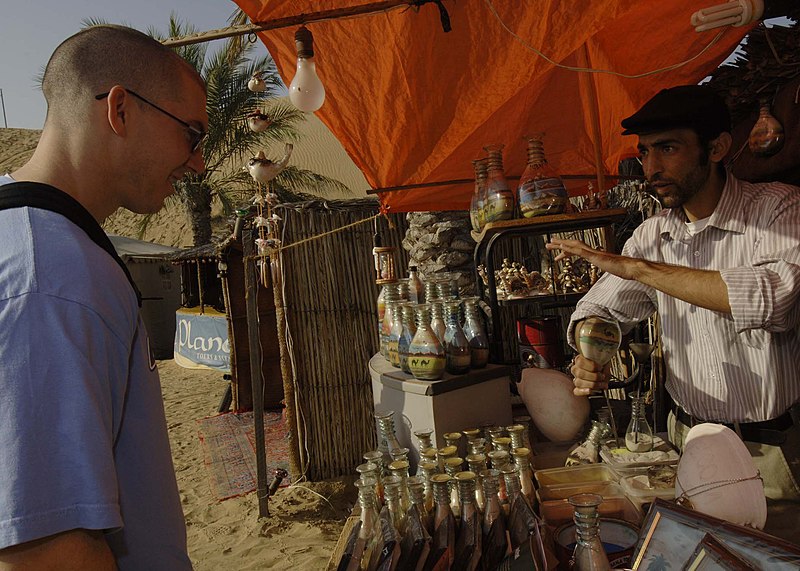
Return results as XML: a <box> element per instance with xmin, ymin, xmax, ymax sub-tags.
<box><xmin>246</xmin><ymin>143</ymin><xmax>294</xmax><ymax>184</ymax></box>
<box><xmin>748</xmin><ymin>98</ymin><xmax>784</xmax><ymax>157</ymax></box>
<box><xmin>247</xmin><ymin>110</ymin><xmax>272</xmax><ymax>133</ymax></box>
<box><xmin>248</xmin><ymin>71</ymin><xmax>268</xmax><ymax>93</ymax></box>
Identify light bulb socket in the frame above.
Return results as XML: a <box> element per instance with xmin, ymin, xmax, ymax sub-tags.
<box><xmin>294</xmin><ymin>26</ymin><xmax>315</xmax><ymax>59</ymax></box>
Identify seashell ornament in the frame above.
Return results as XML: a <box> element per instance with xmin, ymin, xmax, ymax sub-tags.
<box><xmin>248</xmin><ymin>72</ymin><xmax>267</xmax><ymax>93</ymax></box>
<box><xmin>247</xmin><ymin>143</ymin><xmax>294</xmax><ymax>184</ymax></box>
<box><xmin>576</xmin><ymin>316</ymin><xmax>621</xmax><ymax>366</ymax></box>
<box><xmin>247</xmin><ymin>110</ymin><xmax>272</xmax><ymax>133</ymax></box>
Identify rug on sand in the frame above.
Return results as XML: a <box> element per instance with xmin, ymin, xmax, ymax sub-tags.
<box><xmin>197</xmin><ymin>411</ymin><xmax>290</xmax><ymax>501</ymax></box>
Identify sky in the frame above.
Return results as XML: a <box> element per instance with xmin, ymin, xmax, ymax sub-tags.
<box><xmin>0</xmin><ymin>0</ymin><xmax>248</xmax><ymax>129</ymax></box>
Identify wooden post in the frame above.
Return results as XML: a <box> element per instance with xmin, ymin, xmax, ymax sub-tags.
<box><xmin>243</xmin><ymin>232</ymin><xmax>269</xmax><ymax>518</ymax></box>
<box><xmin>577</xmin><ymin>44</ymin><xmax>606</xmax><ymax>194</ymax></box>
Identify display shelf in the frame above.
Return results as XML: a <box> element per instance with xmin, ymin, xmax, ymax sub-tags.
<box><xmin>473</xmin><ymin>208</ymin><xmax>628</xmax><ymax>363</ymax></box>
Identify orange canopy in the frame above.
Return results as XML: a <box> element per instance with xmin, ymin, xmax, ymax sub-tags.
<box><xmin>233</xmin><ymin>0</ymin><xmax>752</xmax><ymax>212</ymax></box>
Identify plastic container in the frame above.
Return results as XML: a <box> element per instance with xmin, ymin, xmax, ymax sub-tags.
<box><xmin>534</xmin><ymin>463</ymin><xmax>619</xmax><ymax>488</ymax></box>
<box><xmin>599</xmin><ymin>434</ymin><xmax>679</xmax><ymax>479</ymax></box>
<box><xmin>537</xmin><ymin>481</ymin><xmax>624</xmax><ymax>503</ymax></box>
<box><xmin>619</xmin><ymin>473</ymin><xmax>676</xmax><ymax>511</ymax></box>
<box><xmin>531</xmin><ymin>441</ymin><xmax>574</xmax><ymax>470</ymax></box>
<box><xmin>540</xmin><ymin>495</ymin><xmax>642</xmax><ymax>528</ymax></box>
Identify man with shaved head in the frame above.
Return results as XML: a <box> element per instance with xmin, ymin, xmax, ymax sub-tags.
<box><xmin>0</xmin><ymin>25</ymin><xmax>206</xmax><ymax>569</ymax></box>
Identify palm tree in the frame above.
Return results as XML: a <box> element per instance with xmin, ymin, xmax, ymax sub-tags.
<box><xmin>87</xmin><ymin>13</ymin><xmax>351</xmax><ymax>246</ymax></box>
<box><xmin>157</xmin><ymin>13</ymin><xmax>352</xmax><ymax>245</ymax></box>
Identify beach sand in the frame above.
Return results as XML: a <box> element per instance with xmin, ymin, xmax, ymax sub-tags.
<box><xmin>159</xmin><ymin>358</ymin><xmax>356</xmax><ymax>570</ymax></box>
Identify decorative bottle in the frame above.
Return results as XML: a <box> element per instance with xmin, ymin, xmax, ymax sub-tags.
<box><xmin>482</xmin><ymin>143</ymin><xmax>515</xmax><ymax>222</ymax></box>
<box><xmin>382</xmin><ymin>476</ymin><xmax>408</xmax><ymax>536</ymax></box>
<box><xmin>625</xmin><ymin>395</ymin><xmax>654</xmax><ymax>453</ymax></box>
<box><xmin>387</xmin><ymin>300</ymin><xmax>403</xmax><ymax>369</ymax></box>
<box><xmin>379</xmin><ymin>282</ymin><xmax>400</xmax><ymax>361</ymax></box>
<box><xmin>454</xmin><ymin>471</ymin><xmax>482</xmax><ymax>571</ymax></box>
<box><xmin>503</xmin><ymin>466</ymin><xmax>539</xmax><ymax>552</ymax></box>
<box><xmin>470</xmin><ymin>158</ymin><xmax>489</xmax><ymax>233</ymax></box>
<box><xmin>362</xmin><ymin>450</ymin><xmax>385</xmax><ymax>505</ymax></box>
<box><xmin>399</xmin><ymin>475</ymin><xmax>432</xmax><ymax>571</ymax></box>
<box><xmin>352</xmin><ymin>478</ymin><xmax>381</xmax><ymax>571</ymax></box>
<box><xmin>416</xmin><ymin>461</ymin><xmax>438</xmax><ymax>518</ymax></box>
<box><xmin>443</xmin><ymin>457</ymin><xmax>464</xmax><ymax>519</ymax></box>
<box><xmin>749</xmin><ymin>99</ymin><xmax>785</xmax><ymax>157</ymax></box>
<box><xmin>566</xmin><ymin>420</ymin><xmax>610</xmax><ymax>466</ymax></box>
<box><xmin>429</xmin><ymin>299</ymin><xmax>446</xmax><ymax>345</ymax></box>
<box><xmin>375</xmin><ymin>410</ymin><xmax>403</xmax><ymax>464</ymax></box>
<box><xmin>397</xmin><ymin>303</ymin><xmax>416</xmax><ymax>375</ymax></box>
<box><xmin>443</xmin><ymin>299</ymin><xmax>471</xmax><ymax>375</ymax></box>
<box><xmin>426</xmin><ymin>474</ymin><xmax>456</xmax><ymax>571</ymax></box>
<box><xmin>517</xmin><ymin>133</ymin><xmax>569</xmax><ymax>217</ymax></box>
<box><xmin>568</xmin><ymin>493</ymin><xmax>611</xmax><ymax>571</ymax></box>
<box><xmin>512</xmin><ymin>448</ymin><xmax>537</xmax><ymax>509</ymax></box>
<box><xmin>388</xmin><ymin>460</ymin><xmax>411</xmax><ymax>514</ymax></box>
<box><xmin>407</xmin><ymin>304</ymin><xmax>446</xmax><ymax>381</ymax></box>
<box><xmin>576</xmin><ymin>316</ymin><xmax>621</xmax><ymax>367</ymax></box>
<box><xmin>407</xmin><ymin>264</ymin><xmax>425</xmax><ymax>304</ymax></box>
<box><xmin>462</xmin><ymin>297</ymin><xmax>490</xmax><ymax>369</ymax></box>
<box><xmin>480</xmin><ymin>468</ymin><xmax>508</xmax><ymax>571</ymax></box>
<box><xmin>413</xmin><ymin>428</ymin><xmax>434</xmax><ymax>452</ymax></box>
<box><xmin>465</xmin><ymin>454</ymin><xmax>488</xmax><ymax>512</ymax></box>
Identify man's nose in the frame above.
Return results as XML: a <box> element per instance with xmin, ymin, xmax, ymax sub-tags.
<box><xmin>186</xmin><ymin>149</ymin><xmax>205</xmax><ymax>176</ymax></box>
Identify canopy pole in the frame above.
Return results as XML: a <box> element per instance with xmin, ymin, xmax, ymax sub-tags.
<box><xmin>163</xmin><ymin>0</ymin><xmax>441</xmax><ymax>47</ymax></box>
<box><xmin>577</xmin><ymin>44</ymin><xmax>606</xmax><ymax>193</ymax></box>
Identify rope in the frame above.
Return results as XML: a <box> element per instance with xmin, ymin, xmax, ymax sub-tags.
<box><xmin>246</xmin><ymin>213</ymin><xmax>381</xmax><ymax>260</ymax></box>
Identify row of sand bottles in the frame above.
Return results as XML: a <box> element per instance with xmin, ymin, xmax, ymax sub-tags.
<box><xmin>377</xmin><ymin>270</ymin><xmax>490</xmax><ymax>381</ymax></box>
<box><xmin>469</xmin><ymin>134</ymin><xmax>570</xmax><ymax>233</ymax></box>
<box><xmin>339</xmin><ymin>414</ymin><xmax>547</xmax><ymax>570</ymax></box>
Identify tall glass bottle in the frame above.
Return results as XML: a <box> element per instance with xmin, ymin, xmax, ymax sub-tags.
<box><xmin>375</xmin><ymin>410</ymin><xmax>403</xmax><ymax>463</ymax></box>
<box><xmin>503</xmin><ymin>466</ymin><xmax>539</xmax><ymax>552</ymax></box>
<box><xmin>400</xmin><ymin>475</ymin><xmax>432</xmax><ymax>571</ymax></box>
<box><xmin>379</xmin><ymin>282</ymin><xmax>400</xmax><ymax>361</ymax></box>
<box><xmin>382</xmin><ymin>476</ymin><xmax>407</xmax><ymax>536</ymax></box>
<box><xmin>480</xmin><ymin>468</ymin><xmax>508</xmax><ymax>571</ymax></box>
<box><xmin>387</xmin><ymin>300</ymin><xmax>403</xmax><ymax>369</ymax></box>
<box><xmin>407</xmin><ymin>264</ymin><xmax>425</xmax><ymax>304</ymax></box>
<box><xmin>443</xmin><ymin>299</ymin><xmax>471</xmax><ymax>375</ymax></box>
<box><xmin>407</xmin><ymin>304</ymin><xmax>446</xmax><ymax>381</ymax></box>
<box><xmin>397</xmin><ymin>302</ymin><xmax>416</xmax><ymax>375</ymax></box>
<box><xmin>454</xmin><ymin>471</ymin><xmax>482</xmax><ymax>571</ymax></box>
<box><xmin>462</xmin><ymin>297</ymin><xmax>489</xmax><ymax>368</ymax></box>
<box><xmin>517</xmin><ymin>133</ymin><xmax>569</xmax><ymax>217</ymax></box>
<box><xmin>429</xmin><ymin>299</ymin><xmax>446</xmax><ymax>346</ymax></box>
<box><xmin>470</xmin><ymin>158</ymin><xmax>489</xmax><ymax>233</ymax></box>
<box><xmin>569</xmin><ymin>493</ymin><xmax>611</xmax><ymax>571</ymax></box>
<box><xmin>625</xmin><ymin>395</ymin><xmax>654</xmax><ymax>453</ymax></box>
<box><xmin>413</xmin><ymin>428</ymin><xmax>433</xmax><ymax>452</ymax></box>
<box><xmin>482</xmin><ymin>143</ymin><xmax>514</xmax><ymax>222</ymax></box>
<box><xmin>352</xmin><ymin>478</ymin><xmax>381</xmax><ymax>571</ymax></box>
<box><xmin>512</xmin><ymin>448</ymin><xmax>537</xmax><ymax>510</ymax></box>
<box><xmin>363</xmin><ymin>450</ymin><xmax>385</xmax><ymax>506</ymax></box>
<box><xmin>416</xmin><ymin>461</ymin><xmax>438</xmax><ymax>518</ymax></box>
<box><xmin>465</xmin><ymin>453</ymin><xmax>488</xmax><ymax>512</ymax></box>
<box><xmin>426</xmin><ymin>474</ymin><xmax>456</xmax><ymax>571</ymax></box>
<box><xmin>388</xmin><ymin>460</ymin><xmax>411</xmax><ymax>514</ymax></box>
<box><xmin>443</xmin><ymin>457</ymin><xmax>464</xmax><ymax>519</ymax></box>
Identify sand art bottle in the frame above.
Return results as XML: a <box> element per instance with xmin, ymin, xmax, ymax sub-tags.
<box><xmin>480</xmin><ymin>468</ymin><xmax>508</xmax><ymax>571</ymax></box>
<box><xmin>482</xmin><ymin>143</ymin><xmax>514</xmax><ymax>222</ymax></box>
<box><xmin>407</xmin><ymin>304</ymin><xmax>446</xmax><ymax>381</ymax></box>
<box><xmin>517</xmin><ymin>133</ymin><xmax>568</xmax><ymax>218</ymax></box>
<box><xmin>426</xmin><ymin>474</ymin><xmax>456</xmax><ymax>571</ymax></box>
<box><xmin>454</xmin><ymin>471</ymin><xmax>482</xmax><ymax>571</ymax></box>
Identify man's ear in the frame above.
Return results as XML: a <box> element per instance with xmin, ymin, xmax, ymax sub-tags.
<box><xmin>709</xmin><ymin>132</ymin><xmax>732</xmax><ymax>163</ymax></box>
<box><xmin>104</xmin><ymin>86</ymin><xmax>129</xmax><ymax>137</ymax></box>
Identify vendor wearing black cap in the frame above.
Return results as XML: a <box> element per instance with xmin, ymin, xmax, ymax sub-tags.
<box><xmin>547</xmin><ymin>84</ymin><xmax>800</xmax><ymax>502</ymax></box>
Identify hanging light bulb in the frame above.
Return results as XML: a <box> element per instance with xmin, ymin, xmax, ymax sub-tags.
<box><xmin>289</xmin><ymin>26</ymin><xmax>325</xmax><ymax>112</ymax></box>
<box><xmin>691</xmin><ymin>0</ymin><xmax>763</xmax><ymax>33</ymax></box>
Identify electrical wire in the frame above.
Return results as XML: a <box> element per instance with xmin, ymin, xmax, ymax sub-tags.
<box><xmin>483</xmin><ymin>0</ymin><xmax>727</xmax><ymax>79</ymax></box>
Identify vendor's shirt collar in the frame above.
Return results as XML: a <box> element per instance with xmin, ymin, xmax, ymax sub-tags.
<box><xmin>660</xmin><ymin>173</ymin><xmax>746</xmax><ymax>239</ymax></box>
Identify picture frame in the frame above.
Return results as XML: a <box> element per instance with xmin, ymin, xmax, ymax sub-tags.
<box><xmin>631</xmin><ymin>498</ymin><xmax>800</xmax><ymax>570</ymax></box>
<box><xmin>681</xmin><ymin>534</ymin><xmax>757</xmax><ymax>571</ymax></box>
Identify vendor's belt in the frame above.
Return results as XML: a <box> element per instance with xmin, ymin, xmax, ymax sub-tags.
<box><xmin>672</xmin><ymin>404</ymin><xmax>798</xmax><ymax>447</ymax></box>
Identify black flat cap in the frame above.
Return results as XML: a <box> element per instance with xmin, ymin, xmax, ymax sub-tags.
<box><xmin>621</xmin><ymin>85</ymin><xmax>731</xmax><ymax>138</ymax></box>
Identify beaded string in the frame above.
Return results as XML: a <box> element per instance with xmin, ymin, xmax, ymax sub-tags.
<box><xmin>675</xmin><ymin>471</ymin><xmax>762</xmax><ymax>508</ymax></box>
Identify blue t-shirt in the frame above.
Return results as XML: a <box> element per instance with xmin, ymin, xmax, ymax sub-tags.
<box><xmin>0</xmin><ymin>175</ymin><xmax>191</xmax><ymax>569</ymax></box>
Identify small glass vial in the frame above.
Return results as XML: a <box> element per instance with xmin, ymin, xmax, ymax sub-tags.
<box><xmin>388</xmin><ymin>460</ymin><xmax>411</xmax><ymax>513</ymax></box>
<box><xmin>569</xmin><ymin>493</ymin><xmax>611</xmax><ymax>571</ymax></box>
<box><xmin>492</xmin><ymin>436</ymin><xmax>512</xmax><ymax>453</ymax></box>
<box><xmin>436</xmin><ymin>445</ymin><xmax>458</xmax><ymax>473</ymax></box>
<box><xmin>354</xmin><ymin>477</ymin><xmax>382</xmax><ymax>567</ymax></box>
<box><xmin>362</xmin><ymin>450</ymin><xmax>385</xmax><ymax>504</ymax></box>
<box><xmin>430</xmin><ymin>473</ymin><xmax>456</xmax><ymax>562</ymax></box>
<box><xmin>443</xmin><ymin>432</ymin><xmax>464</xmax><ymax>455</ymax></box>
<box><xmin>625</xmin><ymin>395</ymin><xmax>654</xmax><ymax>453</ymax></box>
<box><xmin>374</xmin><ymin>410</ymin><xmax>403</xmax><ymax>461</ymax></box>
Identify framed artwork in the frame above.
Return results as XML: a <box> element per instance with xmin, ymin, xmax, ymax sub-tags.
<box><xmin>631</xmin><ymin>499</ymin><xmax>800</xmax><ymax>571</ymax></box>
<box><xmin>682</xmin><ymin>534</ymin><xmax>757</xmax><ymax>571</ymax></box>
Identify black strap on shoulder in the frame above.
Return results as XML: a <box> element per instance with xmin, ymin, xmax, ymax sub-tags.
<box><xmin>0</xmin><ymin>181</ymin><xmax>142</xmax><ymax>307</ymax></box>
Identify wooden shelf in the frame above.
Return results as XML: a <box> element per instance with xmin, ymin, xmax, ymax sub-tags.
<box><xmin>472</xmin><ymin>207</ymin><xmax>628</xmax><ymax>245</ymax></box>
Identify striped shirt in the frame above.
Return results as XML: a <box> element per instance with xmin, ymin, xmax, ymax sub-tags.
<box><xmin>570</xmin><ymin>173</ymin><xmax>800</xmax><ymax>423</ymax></box>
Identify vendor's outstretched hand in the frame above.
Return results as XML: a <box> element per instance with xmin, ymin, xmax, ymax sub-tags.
<box><xmin>546</xmin><ymin>238</ymin><xmax>639</xmax><ymax>281</ymax></box>
<box><xmin>569</xmin><ymin>354</ymin><xmax>612</xmax><ymax>396</ymax></box>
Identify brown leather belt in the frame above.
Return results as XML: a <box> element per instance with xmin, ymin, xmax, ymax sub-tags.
<box><xmin>672</xmin><ymin>404</ymin><xmax>797</xmax><ymax>446</ymax></box>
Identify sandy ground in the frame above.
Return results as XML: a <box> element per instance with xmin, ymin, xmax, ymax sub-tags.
<box><xmin>159</xmin><ymin>359</ymin><xmax>357</xmax><ymax>570</ymax></box>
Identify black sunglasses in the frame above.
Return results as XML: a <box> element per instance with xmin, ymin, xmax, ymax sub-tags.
<box><xmin>95</xmin><ymin>89</ymin><xmax>207</xmax><ymax>153</ymax></box>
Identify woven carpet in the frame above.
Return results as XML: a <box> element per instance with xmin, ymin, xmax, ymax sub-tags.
<box><xmin>197</xmin><ymin>411</ymin><xmax>290</xmax><ymax>501</ymax></box>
